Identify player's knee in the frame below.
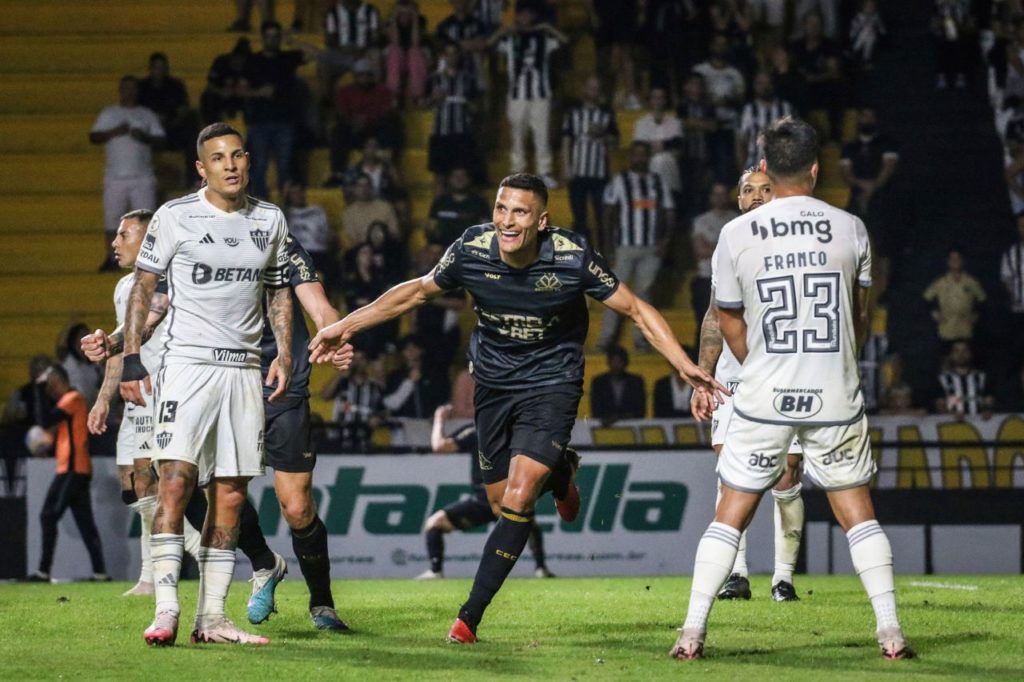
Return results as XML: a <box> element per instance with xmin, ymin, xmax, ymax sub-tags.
<box><xmin>280</xmin><ymin>498</ymin><xmax>315</xmax><ymax>528</ymax></box>
<box><xmin>500</xmin><ymin>484</ymin><xmax>536</xmax><ymax>513</ymax></box>
<box><xmin>426</xmin><ymin>511</ymin><xmax>453</xmax><ymax>532</ymax></box>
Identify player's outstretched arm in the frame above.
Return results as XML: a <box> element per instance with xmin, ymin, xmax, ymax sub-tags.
<box><xmin>119</xmin><ymin>270</ymin><xmax>159</xmax><ymax>406</ymax></box>
<box><xmin>692</xmin><ymin>288</ymin><xmax>724</xmax><ymax>421</ymax></box>
<box><xmin>294</xmin><ymin>280</ymin><xmax>356</xmax><ymax>371</ymax></box>
<box><xmin>600</xmin><ymin>282</ymin><xmax>728</xmax><ymax>401</ymax></box>
<box><xmin>309</xmin><ymin>272</ymin><xmax>444</xmax><ymax>364</ymax></box>
<box><xmin>430</xmin><ymin>404</ymin><xmax>459</xmax><ymax>454</ymax></box>
<box><xmin>266</xmin><ymin>286</ymin><xmax>294</xmax><ymax>403</ymax></box>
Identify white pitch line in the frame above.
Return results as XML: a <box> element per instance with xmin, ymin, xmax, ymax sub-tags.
<box><xmin>908</xmin><ymin>581</ymin><xmax>979</xmax><ymax>591</ymax></box>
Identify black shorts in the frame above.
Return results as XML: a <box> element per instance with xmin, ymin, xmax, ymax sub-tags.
<box><xmin>473</xmin><ymin>383</ymin><xmax>582</xmax><ymax>485</ymax></box>
<box><xmin>443</xmin><ymin>494</ymin><xmax>495</xmax><ymax>530</ymax></box>
<box><xmin>263</xmin><ymin>396</ymin><xmax>316</xmax><ymax>473</ymax></box>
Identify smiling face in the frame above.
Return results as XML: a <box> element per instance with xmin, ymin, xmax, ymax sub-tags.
<box><xmin>111</xmin><ymin>217</ymin><xmax>148</xmax><ymax>268</ymax></box>
<box><xmin>738</xmin><ymin>171</ymin><xmax>773</xmax><ymax>212</ymax></box>
<box><xmin>196</xmin><ymin>134</ymin><xmax>249</xmax><ymax>203</ymax></box>
<box><xmin>492</xmin><ymin>186</ymin><xmax>548</xmax><ymax>264</ymax></box>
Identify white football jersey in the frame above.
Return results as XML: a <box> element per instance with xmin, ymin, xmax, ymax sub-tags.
<box><xmin>113</xmin><ymin>273</ymin><xmax>169</xmax><ymax>374</ymax></box>
<box><xmin>137</xmin><ymin>188</ymin><xmax>289</xmax><ymax>368</ymax></box>
<box><xmin>714</xmin><ymin>194</ymin><xmax>872</xmax><ymax>425</ymax></box>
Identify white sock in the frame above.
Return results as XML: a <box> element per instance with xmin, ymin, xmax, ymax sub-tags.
<box><xmin>150</xmin><ymin>533</ymin><xmax>184</xmax><ymax>615</ymax></box>
<box><xmin>129</xmin><ymin>495</ymin><xmax>158</xmax><ymax>584</ymax></box>
<box><xmin>771</xmin><ymin>483</ymin><xmax>804</xmax><ymax>585</ymax></box>
<box><xmin>847</xmin><ymin>520</ymin><xmax>900</xmax><ymax>631</ymax></box>
<box><xmin>183</xmin><ymin>518</ymin><xmax>203</xmax><ymax>560</ymax></box>
<box><xmin>196</xmin><ymin>547</ymin><xmax>236</xmax><ymax>621</ymax></box>
<box><xmin>683</xmin><ymin>522</ymin><xmax>741</xmax><ymax>631</ymax></box>
<box><xmin>716</xmin><ymin>480</ymin><xmax>748</xmax><ymax>577</ymax></box>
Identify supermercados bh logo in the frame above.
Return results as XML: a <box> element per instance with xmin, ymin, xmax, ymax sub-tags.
<box><xmin>251</xmin><ymin>463</ymin><xmax>688</xmax><ymax>536</ymax></box>
<box><xmin>250</xmin><ymin>229</ymin><xmax>270</xmax><ymax>251</ymax></box>
<box><xmin>773</xmin><ymin>388</ymin><xmax>824</xmax><ymax>419</ymax></box>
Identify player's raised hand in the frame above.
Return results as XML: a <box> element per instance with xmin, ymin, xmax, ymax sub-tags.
<box><xmin>330</xmin><ymin>343</ymin><xmax>355</xmax><ymax>371</ymax></box>
<box><xmin>81</xmin><ymin>329</ymin><xmax>110</xmax><ymax>364</ymax></box>
<box><xmin>266</xmin><ymin>354</ymin><xmax>293</xmax><ymax>403</ymax></box>
<box><xmin>678</xmin><ymin>361</ymin><xmax>729</xmax><ymax>405</ymax></box>
<box><xmin>309</xmin><ymin>321</ymin><xmax>352</xmax><ymax>364</ymax></box>
<box><xmin>119</xmin><ymin>353</ymin><xmax>151</xmax><ymax>406</ymax></box>
<box><xmin>88</xmin><ymin>400</ymin><xmax>110</xmax><ymax>435</ymax></box>
<box><xmin>690</xmin><ymin>389</ymin><xmax>715</xmax><ymax>422</ymax></box>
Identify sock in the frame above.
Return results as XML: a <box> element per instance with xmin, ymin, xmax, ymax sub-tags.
<box><xmin>291</xmin><ymin>517</ymin><xmax>334</xmax><ymax>610</ymax></box>
<box><xmin>196</xmin><ymin>547</ymin><xmax>236</xmax><ymax>620</ymax></box>
<box><xmin>426</xmin><ymin>528</ymin><xmax>445</xmax><ymax>574</ymax></box>
<box><xmin>458</xmin><ymin>507</ymin><xmax>534</xmax><ymax>632</ymax></box>
<box><xmin>683</xmin><ymin>522</ymin><xmax>741</xmax><ymax>631</ymax></box>
<box><xmin>771</xmin><ymin>483</ymin><xmax>804</xmax><ymax>585</ymax></box>
<box><xmin>150</xmin><ymin>533</ymin><xmax>184</xmax><ymax>615</ymax></box>
<box><xmin>846</xmin><ymin>520</ymin><xmax>900</xmax><ymax>631</ymax></box>
<box><xmin>528</xmin><ymin>521</ymin><xmax>547</xmax><ymax>571</ymax></box>
<box><xmin>716</xmin><ymin>480</ymin><xmax>747</xmax><ymax>577</ymax></box>
<box><xmin>237</xmin><ymin>497</ymin><xmax>276</xmax><ymax>572</ymax></box>
<box><xmin>129</xmin><ymin>495</ymin><xmax>158</xmax><ymax>583</ymax></box>
<box><xmin>183</xmin><ymin>518</ymin><xmax>203</xmax><ymax>559</ymax></box>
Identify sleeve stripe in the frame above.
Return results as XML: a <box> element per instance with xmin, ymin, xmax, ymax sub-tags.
<box><xmin>715</xmin><ymin>299</ymin><xmax>744</xmax><ymax>309</ymax></box>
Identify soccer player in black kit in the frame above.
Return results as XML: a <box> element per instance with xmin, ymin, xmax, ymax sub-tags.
<box><xmin>309</xmin><ymin>173</ymin><xmax>724</xmax><ymax>643</ymax></box>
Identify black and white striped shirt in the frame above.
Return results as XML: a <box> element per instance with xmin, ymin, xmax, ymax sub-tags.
<box><xmin>428</xmin><ymin>69</ymin><xmax>478</xmax><ymax>136</ymax></box>
<box><xmin>331</xmin><ymin>377</ymin><xmax>383</xmax><ymax>424</ymax></box>
<box><xmin>858</xmin><ymin>333</ymin><xmax>888</xmax><ymax>412</ymax></box>
<box><xmin>325</xmin><ymin>1</ymin><xmax>380</xmax><ymax>49</ymax></box>
<box><xmin>939</xmin><ymin>369</ymin><xmax>987</xmax><ymax>417</ymax></box>
<box><xmin>561</xmin><ymin>103</ymin><xmax>618</xmax><ymax>179</ymax></box>
<box><xmin>603</xmin><ymin>171</ymin><xmax>674</xmax><ymax>247</ymax></box>
<box><xmin>738</xmin><ymin>98</ymin><xmax>794</xmax><ymax>166</ymax></box>
<box><xmin>496</xmin><ymin>31</ymin><xmax>559</xmax><ymax>100</ymax></box>
<box><xmin>1000</xmin><ymin>241</ymin><xmax>1024</xmax><ymax>313</ymax></box>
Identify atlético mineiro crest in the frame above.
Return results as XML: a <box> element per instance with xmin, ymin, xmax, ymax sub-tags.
<box><xmin>156</xmin><ymin>431</ymin><xmax>172</xmax><ymax>449</ymax></box>
<box><xmin>250</xmin><ymin>229</ymin><xmax>270</xmax><ymax>251</ymax></box>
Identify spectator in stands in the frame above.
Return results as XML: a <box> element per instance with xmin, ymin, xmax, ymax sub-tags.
<box><xmin>200</xmin><ymin>38</ymin><xmax>252</xmax><ymax>125</ymax></box>
<box><xmin>318</xmin><ymin>0</ymin><xmax>382</xmax><ymax>99</ymax></box>
<box><xmin>489</xmin><ymin>3</ymin><xmax>568</xmax><ymax>187</ymax></box>
<box><xmin>849</xmin><ymin>0</ymin><xmax>886</xmax><ymax>70</ymax></box>
<box><xmin>343</xmin><ymin>242</ymin><xmax>399</xmax><ymax>352</ymax></box>
<box><xmin>475</xmin><ymin>0</ymin><xmax>506</xmax><ymax>36</ymax></box>
<box><xmin>385</xmin><ymin>0</ymin><xmax>429</xmax><ymax>106</ymax></box>
<box><xmin>327</xmin><ymin>58</ymin><xmax>402</xmax><ymax>186</ymax></box>
<box><xmin>411</xmin><ymin>244</ymin><xmax>466</xmax><ymax>369</ymax></box>
<box><xmin>436</xmin><ymin>0</ymin><xmax>490</xmax><ymax>90</ymax></box>
<box><xmin>56</xmin><ymin>322</ymin><xmax>102</xmax><ymax>408</ymax></box>
<box><xmin>320</xmin><ymin>349</ymin><xmax>385</xmax><ymax>451</ymax></box>
<box><xmin>28</xmin><ymin>365</ymin><xmax>108</xmax><ymax>583</ymax></box>
<box><xmin>229</xmin><ymin>0</ymin><xmax>275</xmax><ymax>32</ymax></box>
<box><xmin>1000</xmin><ymin>213</ymin><xmax>1024</xmax><ymax>364</ymax></box>
<box><xmin>932</xmin><ymin>0</ymin><xmax>974</xmax><ymax>89</ymax></box>
<box><xmin>597</xmin><ymin>141</ymin><xmax>675</xmax><ymax>353</ymax></box>
<box><xmin>241</xmin><ymin>20</ymin><xmax>307</xmax><ymax>199</ymax></box>
<box><xmin>346</xmin><ymin>136</ymin><xmax>410</xmax><ymax>224</ymax></box>
<box><xmin>677</xmin><ymin>74</ymin><xmax>717</xmax><ymax>218</ymax></box>
<box><xmin>880</xmin><ymin>354</ymin><xmax>925</xmax><ymax>416</ymax></box>
<box><xmin>769</xmin><ymin>45</ymin><xmax>808</xmax><ymax>114</ymax></box>
<box><xmin>425</xmin><ymin>41</ymin><xmax>484</xmax><ymax>193</ymax></box>
<box><xmin>653</xmin><ymin>358</ymin><xmax>695</xmax><ymax>418</ymax></box>
<box><xmin>591</xmin><ymin>346</ymin><xmax>646</xmax><ymax>424</ymax></box>
<box><xmin>935</xmin><ymin>340</ymin><xmax>994</xmax><ymax>418</ymax></box>
<box><xmin>633</xmin><ymin>87</ymin><xmax>684</xmax><ymax>214</ymax></box>
<box><xmin>1004</xmin><ymin>18</ymin><xmax>1024</xmax><ymax>100</ymax></box>
<box><xmin>428</xmin><ymin>166</ymin><xmax>490</xmax><ymax>245</ymax></box>
<box><xmin>691</xmin><ymin>183</ymin><xmax>738</xmax><ymax>342</ymax></box>
<box><xmin>283</xmin><ymin>182</ymin><xmax>339</xmax><ymax>291</ymax></box>
<box><xmin>646</xmin><ymin>0</ymin><xmax>702</xmax><ymax>101</ymax></box>
<box><xmin>591</xmin><ymin>0</ymin><xmax>642</xmax><ymax>111</ymax></box>
<box><xmin>923</xmin><ymin>247</ymin><xmax>987</xmax><ymax>344</ymax></box>
<box><xmin>710</xmin><ymin>0</ymin><xmax>756</xmax><ymax>77</ymax></box>
<box><xmin>792</xmin><ymin>0</ymin><xmax>839</xmax><ymax>40</ymax></box>
<box><xmin>735</xmin><ymin>72</ymin><xmax>794</xmax><ymax>170</ymax></box>
<box><xmin>138</xmin><ymin>52</ymin><xmax>199</xmax><ymax>186</ymax></box>
<box><xmin>341</xmin><ymin>173</ymin><xmax>401</xmax><ymax>245</ymax></box>
<box><xmin>839</xmin><ymin>107</ymin><xmax>900</xmax><ymax>258</ymax></box>
<box><xmin>366</xmin><ymin>220</ymin><xmax>407</xmax><ymax>284</ymax></box>
<box><xmin>692</xmin><ymin>34</ymin><xmax>746</xmax><ymax>183</ymax></box>
<box><xmin>90</xmin><ymin>75</ymin><xmax>164</xmax><ymax>271</ymax></box>
<box><xmin>791</xmin><ymin>12</ymin><xmax>844</xmax><ymax>141</ymax></box>
<box><xmin>561</xmin><ymin>75</ymin><xmax>619</xmax><ymax>249</ymax></box>
<box><xmin>859</xmin><ymin>330</ymin><xmax>889</xmax><ymax>415</ymax></box>
<box><xmin>1</xmin><ymin>355</ymin><xmax>53</xmax><ymax>461</ymax></box>
<box><xmin>749</xmin><ymin>0</ymin><xmax>786</xmax><ymax>54</ymax></box>
<box><xmin>383</xmin><ymin>335</ymin><xmax>450</xmax><ymax>418</ymax></box>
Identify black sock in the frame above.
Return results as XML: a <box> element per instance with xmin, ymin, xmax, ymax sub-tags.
<box><xmin>237</xmin><ymin>497</ymin><xmax>277</xmax><ymax>572</ymax></box>
<box><xmin>426</xmin><ymin>528</ymin><xmax>445</xmax><ymax>574</ymax></box>
<box><xmin>291</xmin><ymin>517</ymin><xmax>334</xmax><ymax>610</ymax></box>
<box><xmin>528</xmin><ymin>521</ymin><xmax>547</xmax><ymax>570</ymax></box>
<box><xmin>458</xmin><ymin>507</ymin><xmax>534</xmax><ymax>632</ymax></box>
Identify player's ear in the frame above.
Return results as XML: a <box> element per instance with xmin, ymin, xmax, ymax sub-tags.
<box><xmin>538</xmin><ymin>209</ymin><xmax>549</xmax><ymax>232</ymax></box>
<box><xmin>195</xmin><ymin>159</ymin><xmax>206</xmax><ymax>181</ymax></box>
<box><xmin>809</xmin><ymin>162</ymin><xmax>819</xmax><ymax>187</ymax></box>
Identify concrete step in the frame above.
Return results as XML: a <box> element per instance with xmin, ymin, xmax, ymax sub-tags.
<box><xmin>0</xmin><ymin>74</ymin><xmax>209</xmax><ymax>115</ymax></box>
<box><xmin>0</xmin><ymin>273</ymin><xmax>125</xmax><ymax>316</ymax></box>
<box><xmin>0</xmin><ymin>233</ymin><xmax>106</xmax><ymax>275</ymax></box>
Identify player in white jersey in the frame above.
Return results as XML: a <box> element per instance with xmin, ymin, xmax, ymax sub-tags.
<box><xmin>82</xmin><ymin>210</ymin><xmax>202</xmax><ymax>596</ymax></box>
<box><xmin>690</xmin><ymin>169</ymin><xmax>804</xmax><ymax>603</ymax></box>
<box><xmin>119</xmin><ymin>123</ymin><xmax>292</xmax><ymax>647</ymax></box>
<box><xmin>672</xmin><ymin>118</ymin><xmax>913</xmax><ymax>661</ymax></box>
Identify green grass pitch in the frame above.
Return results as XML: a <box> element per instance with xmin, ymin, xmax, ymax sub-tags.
<box><xmin>2</xmin><ymin>576</ymin><xmax>1023</xmax><ymax>680</ymax></box>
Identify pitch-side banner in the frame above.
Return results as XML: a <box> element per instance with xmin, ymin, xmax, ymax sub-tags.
<box><xmin>31</xmin><ymin>452</ymin><xmax>786</xmax><ymax>581</ymax></box>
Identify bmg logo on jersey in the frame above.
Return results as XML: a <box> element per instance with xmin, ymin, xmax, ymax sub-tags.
<box><xmin>750</xmin><ymin>217</ymin><xmax>833</xmax><ymax>243</ymax></box>
<box><xmin>773</xmin><ymin>390</ymin><xmax>824</xmax><ymax>418</ymax></box>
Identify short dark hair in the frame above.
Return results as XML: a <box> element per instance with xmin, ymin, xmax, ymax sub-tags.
<box><xmin>121</xmin><ymin>208</ymin><xmax>154</xmax><ymax>226</ymax></box>
<box><xmin>196</xmin><ymin>122</ymin><xmax>244</xmax><ymax>157</ymax></box>
<box><xmin>149</xmin><ymin>52</ymin><xmax>168</xmax><ymax>66</ymax></box>
<box><xmin>606</xmin><ymin>345</ymin><xmax>629</xmax><ymax>365</ymax></box>
<box><xmin>760</xmin><ymin>116</ymin><xmax>818</xmax><ymax>180</ymax></box>
<box><xmin>737</xmin><ymin>166</ymin><xmax>761</xmax><ymax>188</ymax></box>
<box><xmin>498</xmin><ymin>173</ymin><xmax>548</xmax><ymax>206</ymax></box>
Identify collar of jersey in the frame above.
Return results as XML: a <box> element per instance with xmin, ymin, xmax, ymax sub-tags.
<box><xmin>487</xmin><ymin>226</ymin><xmax>555</xmax><ymax>266</ymax></box>
<box><xmin>198</xmin><ymin>186</ymin><xmax>254</xmax><ymax>217</ymax></box>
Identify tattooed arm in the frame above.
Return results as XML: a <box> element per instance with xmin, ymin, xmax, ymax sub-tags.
<box><xmin>87</xmin><ymin>353</ymin><xmax>123</xmax><ymax>435</ymax></box>
<box><xmin>119</xmin><ymin>270</ymin><xmax>159</xmax><ymax>405</ymax></box>
<box><xmin>691</xmin><ymin>288</ymin><xmax>725</xmax><ymax>421</ymax></box>
<box><xmin>105</xmin><ymin>292</ymin><xmax>171</xmax><ymax>356</ymax></box>
<box><xmin>265</xmin><ymin>286</ymin><xmax>293</xmax><ymax>403</ymax></box>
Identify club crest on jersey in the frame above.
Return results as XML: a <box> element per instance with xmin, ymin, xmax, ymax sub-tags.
<box><xmin>250</xmin><ymin>229</ymin><xmax>270</xmax><ymax>251</ymax></box>
<box><xmin>534</xmin><ymin>273</ymin><xmax>562</xmax><ymax>292</ymax></box>
<box><xmin>224</xmin><ymin>237</ymin><xmax>240</xmax><ymax>247</ymax></box>
<box><xmin>155</xmin><ymin>431</ymin><xmax>172</xmax><ymax>449</ymax></box>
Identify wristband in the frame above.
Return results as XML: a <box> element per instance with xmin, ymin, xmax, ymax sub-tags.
<box><xmin>122</xmin><ymin>353</ymin><xmax>150</xmax><ymax>382</ymax></box>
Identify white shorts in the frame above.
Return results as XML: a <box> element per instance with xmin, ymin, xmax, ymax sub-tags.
<box><xmin>115</xmin><ymin>389</ymin><xmax>155</xmax><ymax>466</ymax></box>
<box><xmin>711</xmin><ymin>396</ymin><xmax>802</xmax><ymax>454</ymax></box>
<box><xmin>718</xmin><ymin>412</ymin><xmax>874</xmax><ymax>493</ymax></box>
<box><xmin>153</xmin><ymin>363</ymin><xmax>265</xmax><ymax>486</ymax></box>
